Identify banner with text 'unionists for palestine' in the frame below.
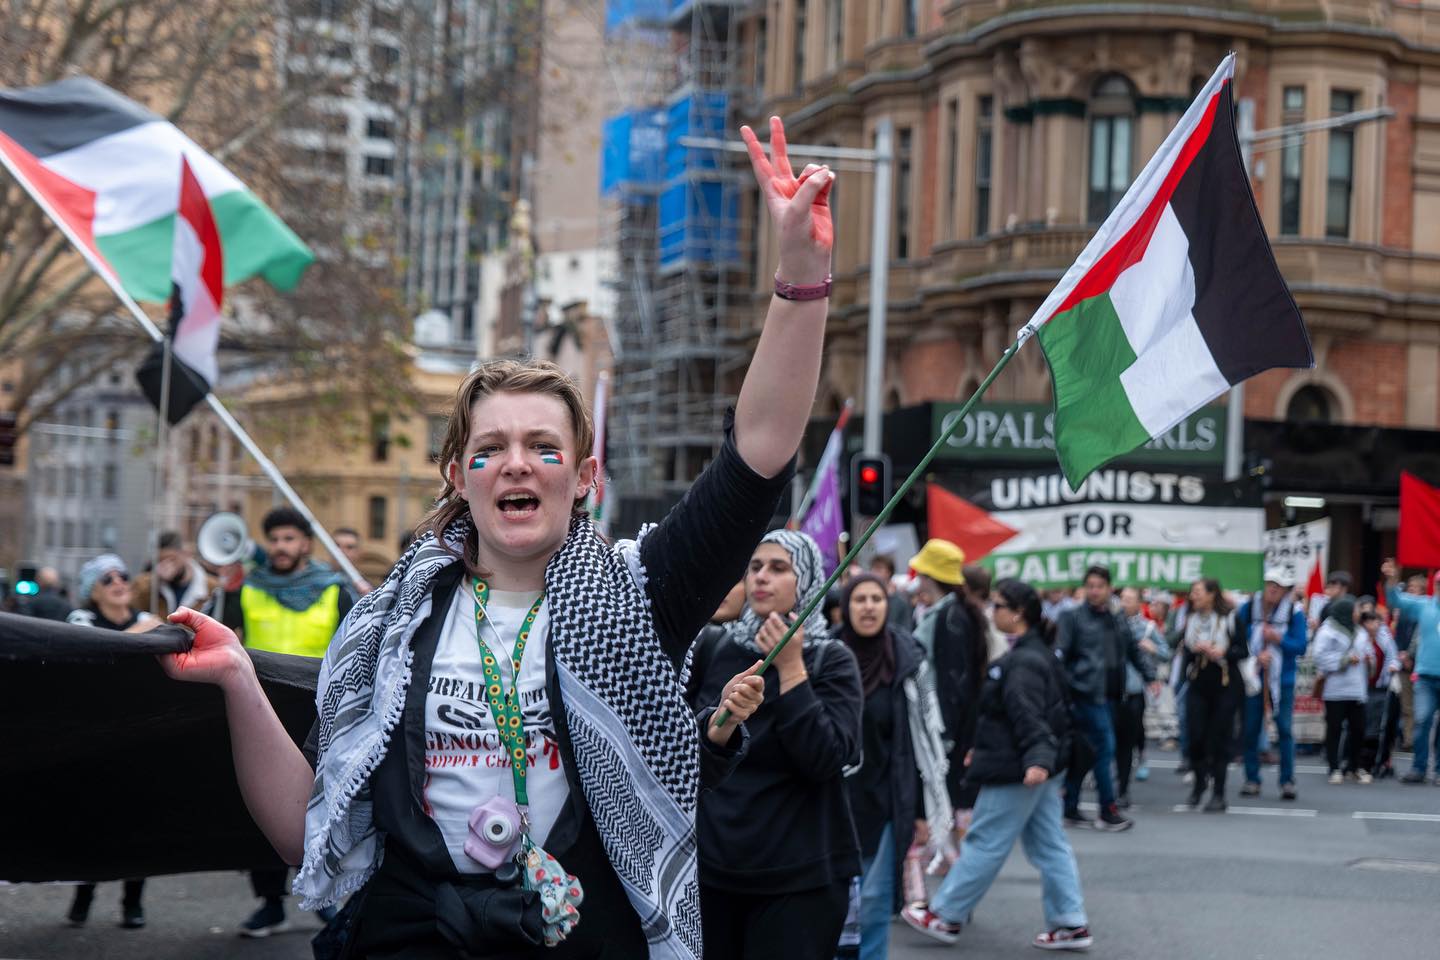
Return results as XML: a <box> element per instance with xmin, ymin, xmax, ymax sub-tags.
<box><xmin>928</xmin><ymin>469</ymin><xmax>1264</xmax><ymax>591</ymax></box>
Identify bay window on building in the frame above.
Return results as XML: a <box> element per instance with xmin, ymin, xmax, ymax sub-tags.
<box><xmin>1326</xmin><ymin>89</ymin><xmax>1357</xmax><ymax>240</ymax></box>
<box><xmin>1087</xmin><ymin>75</ymin><xmax>1135</xmax><ymax>222</ymax></box>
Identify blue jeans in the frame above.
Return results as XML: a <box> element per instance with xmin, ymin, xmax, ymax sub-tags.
<box><xmin>857</xmin><ymin>823</ymin><xmax>895</xmax><ymax>960</ymax></box>
<box><xmin>1243</xmin><ymin>683</ymin><xmax>1296</xmax><ymax>785</ymax></box>
<box><xmin>1064</xmin><ymin>700</ymin><xmax>1117</xmax><ymax>812</ymax></box>
<box><xmin>930</xmin><ymin>780</ymin><xmax>1086</xmax><ymax>930</ymax></box>
<box><xmin>1411</xmin><ymin>675</ymin><xmax>1440</xmax><ymax>777</ymax></box>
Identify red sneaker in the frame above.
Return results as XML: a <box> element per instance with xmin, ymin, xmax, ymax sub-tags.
<box><xmin>900</xmin><ymin>904</ymin><xmax>962</xmax><ymax>944</ymax></box>
<box><xmin>1034</xmin><ymin>926</ymin><xmax>1093</xmax><ymax>950</ymax></box>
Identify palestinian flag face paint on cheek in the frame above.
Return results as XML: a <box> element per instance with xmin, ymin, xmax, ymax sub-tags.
<box><xmin>540</xmin><ymin>452</ymin><xmax>564</xmax><ymax>466</ymax></box>
<box><xmin>469</xmin><ymin>453</ymin><xmax>488</xmax><ymax>471</ymax></box>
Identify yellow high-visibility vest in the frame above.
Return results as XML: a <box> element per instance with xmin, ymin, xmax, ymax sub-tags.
<box><xmin>239</xmin><ymin>583</ymin><xmax>341</xmax><ymax>658</ymax></box>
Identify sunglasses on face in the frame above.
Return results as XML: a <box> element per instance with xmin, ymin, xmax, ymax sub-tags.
<box><xmin>99</xmin><ymin>572</ymin><xmax>130</xmax><ymax>587</ymax></box>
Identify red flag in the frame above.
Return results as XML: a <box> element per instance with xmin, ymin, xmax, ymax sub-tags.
<box><xmin>1305</xmin><ymin>556</ymin><xmax>1324</xmax><ymax>600</ymax></box>
<box><xmin>1399</xmin><ymin>472</ymin><xmax>1440</xmax><ymax>569</ymax></box>
<box><xmin>926</xmin><ymin>483</ymin><xmax>1020</xmax><ymax>560</ymax></box>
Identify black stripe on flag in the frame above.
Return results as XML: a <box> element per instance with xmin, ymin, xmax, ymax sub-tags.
<box><xmin>1168</xmin><ymin>82</ymin><xmax>1314</xmax><ymax>385</ymax></box>
<box><xmin>134</xmin><ymin>284</ymin><xmax>212</xmax><ymax>426</ymax></box>
<box><xmin>0</xmin><ymin>76</ymin><xmax>157</xmax><ymax>158</ymax></box>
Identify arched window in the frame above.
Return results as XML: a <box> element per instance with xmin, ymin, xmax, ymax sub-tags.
<box><xmin>1088</xmin><ymin>75</ymin><xmax>1136</xmax><ymax>222</ymax></box>
<box><xmin>1286</xmin><ymin>384</ymin><xmax>1336</xmax><ymax>423</ymax></box>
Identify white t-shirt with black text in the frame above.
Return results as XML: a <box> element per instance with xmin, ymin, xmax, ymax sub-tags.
<box><xmin>423</xmin><ymin>586</ymin><xmax>569</xmax><ymax>874</ymax></box>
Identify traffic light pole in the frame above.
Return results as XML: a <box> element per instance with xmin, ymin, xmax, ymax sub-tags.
<box><xmin>715</xmin><ymin>332</ymin><xmax>1032</xmax><ymax>726</ymax></box>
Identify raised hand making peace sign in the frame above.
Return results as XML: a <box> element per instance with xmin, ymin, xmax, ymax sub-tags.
<box><xmin>742</xmin><ymin>116</ymin><xmax>835</xmax><ymax>287</ymax></box>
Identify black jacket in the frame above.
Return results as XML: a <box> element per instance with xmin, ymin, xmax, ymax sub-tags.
<box><xmin>688</xmin><ymin>628</ymin><xmax>863</xmax><ymax>894</ymax></box>
<box><xmin>847</xmin><ymin>629</ymin><xmax>923</xmax><ymax>914</ymax></box>
<box><xmin>1057</xmin><ymin>602</ymin><xmax>1154</xmax><ymax>705</ymax></box>
<box><xmin>929</xmin><ymin>599</ymin><xmax>983</xmax><ymax>806</ymax></box>
<box><xmin>965</xmin><ymin>630</ymin><xmax>1071</xmax><ymax>786</ymax></box>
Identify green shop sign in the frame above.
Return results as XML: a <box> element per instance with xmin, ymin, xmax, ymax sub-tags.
<box><xmin>932</xmin><ymin>403</ymin><xmax>1226</xmax><ymax>465</ymax></box>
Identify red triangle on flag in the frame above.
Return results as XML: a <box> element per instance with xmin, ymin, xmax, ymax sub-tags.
<box><xmin>927</xmin><ymin>483</ymin><xmax>1019</xmax><ymax>560</ymax></box>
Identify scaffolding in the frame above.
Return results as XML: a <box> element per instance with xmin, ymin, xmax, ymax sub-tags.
<box><xmin>602</xmin><ymin>0</ymin><xmax>752</xmax><ymax>521</ymax></box>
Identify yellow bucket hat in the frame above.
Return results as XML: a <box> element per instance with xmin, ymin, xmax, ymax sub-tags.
<box><xmin>910</xmin><ymin>539</ymin><xmax>966</xmax><ymax>586</ymax></box>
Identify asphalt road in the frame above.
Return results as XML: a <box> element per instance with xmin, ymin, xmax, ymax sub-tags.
<box><xmin>2</xmin><ymin>751</ymin><xmax>1437</xmax><ymax>959</ymax></box>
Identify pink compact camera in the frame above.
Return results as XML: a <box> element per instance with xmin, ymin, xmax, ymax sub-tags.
<box><xmin>465</xmin><ymin>796</ymin><xmax>523</xmax><ymax>870</ymax></box>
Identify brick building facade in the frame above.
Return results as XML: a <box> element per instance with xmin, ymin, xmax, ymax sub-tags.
<box><xmin>734</xmin><ymin>1</ymin><xmax>1440</xmax><ymax>577</ymax></box>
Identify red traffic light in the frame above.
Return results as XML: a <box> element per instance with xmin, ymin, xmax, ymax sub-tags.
<box><xmin>859</xmin><ymin>465</ymin><xmax>880</xmax><ymax>485</ymax></box>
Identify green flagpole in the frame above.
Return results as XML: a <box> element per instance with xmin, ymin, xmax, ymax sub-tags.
<box><xmin>715</xmin><ymin>333</ymin><xmax>1033</xmax><ymax>727</ymax></box>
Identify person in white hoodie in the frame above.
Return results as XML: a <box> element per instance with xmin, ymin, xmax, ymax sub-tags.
<box><xmin>1312</xmin><ymin>597</ymin><xmax>1375</xmax><ymax>784</ymax></box>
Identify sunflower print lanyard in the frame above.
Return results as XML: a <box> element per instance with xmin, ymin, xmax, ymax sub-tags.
<box><xmin>472</xmin><ymin>578</ymin><xmax>545</xmax><ymax>813</ymax></box>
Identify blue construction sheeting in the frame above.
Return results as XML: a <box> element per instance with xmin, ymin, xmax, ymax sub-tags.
<box><xmin>658</xmin><ymin>180</ymin><xmax>739</xmax><ymax>268</ymax></box>
<box><xmin>664</xmin><ymin>91</ymin><xmax>729</xmax><ymax>180</ymax></box>
<box><xmin>601</xmin><ymin>108</ymin><xmax>667</xmax><ymax>198</ymax></box>
<box><xmin>605</xmin><ymin>0</ymin><xmax>669</xmax><ymax>33</ymax></box>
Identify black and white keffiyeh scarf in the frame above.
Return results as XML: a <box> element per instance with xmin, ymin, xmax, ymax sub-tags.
<box><xmin>294</xmin><ymin>514</ymin><xmax>704</xmax><ymax>959</ymax></box>
<box><xmin>722</xmin><ymin>528</ymin><xmax>834</xmax><ymax>653</ymax></box>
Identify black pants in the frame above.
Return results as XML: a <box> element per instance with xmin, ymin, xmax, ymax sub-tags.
<box><xmin>252</xmin><ymin>867</ymin><xmax>289</xmax><ymax>901</ymax></box>
<box><xmin>1325</xmin><ymin>699</ymin><xmax>1367</xmax><ymax>773</ymax></box>
<box><xmin>73</xmin><ymin>879</ymin><xmax>144</xmax><ymax>910</ymax></box>
<box><xmin>1186</xmin><ymin>672</ymin><xmax>1238</xmax><ymax>796</ymax></box>
<box><xmin>1112</xmin><ymin>693</ymin><xmax>1146</xmax><ymax>795</ymax></box>
<box><xmin>1379</xmin><ymin>689</ymin><xmax>1403</xmax><ymax>771</ymax></box>
<box><xmin>700</xmin><ymin>881</ymin><xmax>851</xmax><ymax>960</ymax></box>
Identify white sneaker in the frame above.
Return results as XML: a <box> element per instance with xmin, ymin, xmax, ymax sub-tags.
<box><xmin>1357</xmin><ymin>770</ymin><xmax>1374</xmax><ymax>784</ymax></box>
<box><xmin>1328</xmin><ymin>771</ymin><xmax>1344</xmax><ymax>785</ymax></box>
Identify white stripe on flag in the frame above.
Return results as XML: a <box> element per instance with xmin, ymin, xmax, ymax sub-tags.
<box><xmin>41</xmin><ymin>120</ymin><xmax>245</xmax><ymax>236</ymax></box>
<box><xmin>171</xmin><ymin>215</ymin><xmax>220</xmax><ymax>386</ymax></box>
<box><xmin>1112</xmin><ymin>203</ymin><xmax>1229</xmax><ymax>437</ymax></box>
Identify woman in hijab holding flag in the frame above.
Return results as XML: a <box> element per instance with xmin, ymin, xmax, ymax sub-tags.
<box><xmin>836</xmin><ymin>573</ymin><xmax>952</xmax><ymax>960</ymax></box>
<box><xmin>686</xmin><ymin>529</ymin><xmax>864</xmax><ymax>959</ymax></box>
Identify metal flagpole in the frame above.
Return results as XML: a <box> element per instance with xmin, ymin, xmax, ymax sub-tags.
<box><xmin>715</xmin><ymin>333</ymin><xmax>1033</xmax><ymax>726</ymax></box>
<box><xmin>0</xmin><ymin>143</ymin><xmax>367</xmax><ymax>592</ymax></box>
<box><xmin>149</xmin><ymin>339</ymin><xmax>175</xmax><ymax>612</ymax></box>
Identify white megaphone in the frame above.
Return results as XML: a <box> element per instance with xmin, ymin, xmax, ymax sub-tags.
<box><xmin>197</xmin><ymin>512</ymin><xmax>253</xmax><ymax>567</ymax></box>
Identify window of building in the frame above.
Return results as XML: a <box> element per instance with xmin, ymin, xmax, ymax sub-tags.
<box><xmin>825</xmin><ymin>0</ymin><xmax>843</xmax><ymax>71</ymax></box>
<box><xmin>943</xmin><ymin>99</ymin><xmax>959</xmax><ymax>239</ymax></box>
<box><xmin>44</xmin><ymin>519</ymin><xmax>55</xmax><ymax>548</ymax></box>
<box><xmin>368</xmin><ymin>495</ymin><xmax>388</xmax><ymax>541</ymax></box>
<box><xmin>1286</xmin><ymin>384</ymin><xmax>1336</xmax><ymax>423</ymax></box>
<box><xmin>1087</xmin><ymin>75</ymin><xmax>1135</xmax><ymax>222</ymax></box>
<box><xmin>903</xmin><ymin>0</ymin><xmax>919</xmax><ymax>37</ymax></box>
<box><xmin>103</xmin><ymin>462</ymin><xmax>117</xmax><ymax>498</ymax></box>
<box><xmin>230</xmin><ymin>50</ymin><xmax>262</xmax><ymax>70</ymax></box>
<box><xmin>81</xmin><ymin>521</ymin><xmax>92</xmax><ymax>549</ymax></box>
<box><xmin>366</xmin><ymin>116</ymin><xmax>393</xmax><ymax>140</ymax></box>
<box><xmin>365</xmin><ymin>154</ymin><xmax>394</xmax><ymax>177</ymax></box>
<box><xmin>325</xmin><ymin>40</ymin><xmax>353</xmax><ymax>61</ymax></box>
<box><xmin>315</xmin><ymin>149</ymin><xmax>346</xmax><ymax>174</ymax></box>
<box><xmin>793</xmin><ymin>1</ymin><xmax>806</xmax><ymax>95</ymax></box>
<box><xmin>975</xmin><ymin>95</ymin><xmax>993</xmax><ymax>237</ymax></box>
<box><xmin>1326</xmin><ymin>89</ymin><xmax>1356</xmax><ymax>240</ymax></box>
<box><xmin>371</xmin><ymin>412</ymin><xmax>390</xmax><ymax>461</ymax></box>
<box><xmin>320</xmin><ymin>111</ymin><xmax>349</xmax><ymax>135</ymax></box>
<box><xmin>896</xmin><ymin>126</ymin><xmax>913</xmax><ymax>260</ymax></box>
<box><xmin>370</xmin><ymin>80</ymin><xmax>399</xmax><ymax>104</ymax></box>
<box><xmin>63</xmin><ymin>520</ymin><xmax>75</xmax><ymax>549</ymax></box>
<box><xmin>105</xmin><ymin>408</ymin><xmax>119</xmax><ymax>438</ymax></box>
<box><xmin>371</xmin><ymin>44</ymin><xmax>400</xmax><ymax>70</ymax></box>
<box><xmin>371</xmin><ymin>4</ymin><xmax>402</xmax><ymax>32</ymax></box>
<box><xmin>427</xmin><ymin>414</ymin><xmax>448</xmax><ymax>462</ymax></box>
<box><xmin>1280</xmin><ymin>85</ymin><xmax>1305</xmax><ymax>236</ymax></box>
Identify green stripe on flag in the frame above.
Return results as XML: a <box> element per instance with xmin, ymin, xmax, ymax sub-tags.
<box><xmin>95</xmin><ymin>189</ymin><xmax>313</xmax><ymax>302</ymax></box>
<box><xmin>1037</xmin><ymin>292</ymin><xmax>1151</xmax><ymax>487</ymax></box>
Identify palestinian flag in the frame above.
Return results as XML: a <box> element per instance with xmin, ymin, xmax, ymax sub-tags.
<box><xmin>135</xmin><ymin>156</ymin><xmax>223</xmax><ymax>425</ymax></box>
<box><xmin>1023</xmin><ymin>54</ymin><xmax>1313</xmax><ymax>487</ymax></box>
<box><xmin>0</xmin><ymin>76</ymin><xmax>312</xmax><ymax>302</ymax></box>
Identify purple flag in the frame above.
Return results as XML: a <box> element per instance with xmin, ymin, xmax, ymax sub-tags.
<box><xmin>800</xmin><ymin>459</ymin><xmax>844</xmax><ymax>574</ymax></box>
